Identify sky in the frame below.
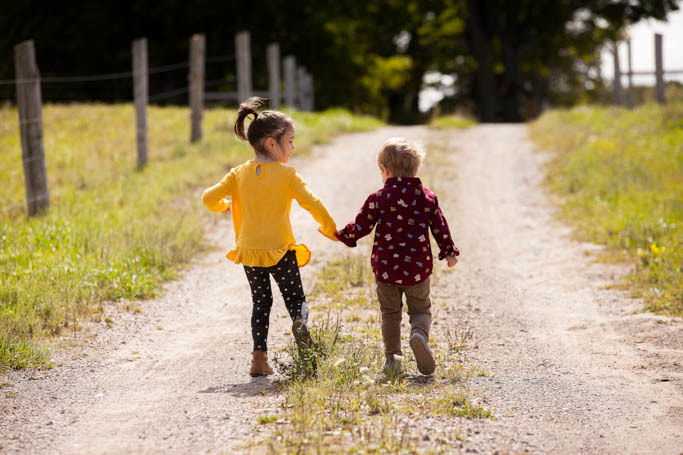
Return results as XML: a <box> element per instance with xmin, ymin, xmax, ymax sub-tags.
<box><xmin>420</xmin><ymin>8</ymin><xmax>683</xmax><ymax>111</ymax></box>
<box><xmin>602</xmin><ymin>8</ymin><xmax>683</xmax><ymax>85</ymax></box>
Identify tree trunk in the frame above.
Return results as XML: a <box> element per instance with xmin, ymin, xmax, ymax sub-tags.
<box><xmin>501</xmin><ymin>32</ymin><xmax>523</xmax><ymax>122</ymax></box>
<box><xmin>467</xmin><ymin>0</ymin><xmax>497</xmax><ymax>122</ymax></box>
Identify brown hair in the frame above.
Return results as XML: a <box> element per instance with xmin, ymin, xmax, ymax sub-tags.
<box><xmin>234</xmin><ymin>96</ymin><xmax>293</xmax><ymax>158</ymax></box>
<box><xmin>377</xmin><ymin>137</ymin><xmax>425</xmax><ymax>177</ymax></box>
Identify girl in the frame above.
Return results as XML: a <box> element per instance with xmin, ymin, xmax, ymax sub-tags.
<box><xmin>202</xmin><ymin>97</ymin><xmax>337</xmax><ymax>377</ymax></box>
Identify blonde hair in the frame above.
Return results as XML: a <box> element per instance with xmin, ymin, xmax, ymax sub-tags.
<box><xmin>377</xmin><ymin>137</ymin><xmax>425</xmax><ymax>177</ymax></box>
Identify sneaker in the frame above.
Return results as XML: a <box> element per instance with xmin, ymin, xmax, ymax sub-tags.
<box><xmin>410</xmin><ymin>330</ymin><xmax>435</xmax><ymax>375</ymax></box>
<box><xmin>292</xmin><ymin>317</ymin><xmax>317</xmax><ymax>376</ymax></box>
<box><xmin>382</xmin><ymin>354</ymin><xmax>403</xmax><ymax>376</ymax></box>
<box><xmin>292</xmin><ymin>317</ymin><xmax>313</xmax><ymax>351</ymax></box>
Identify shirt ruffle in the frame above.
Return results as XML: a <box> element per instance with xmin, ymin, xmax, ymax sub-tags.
<box><xmin>226</xmin><ymin>243</ymin><xmax>311</xmax><ymax>268</ymax></box>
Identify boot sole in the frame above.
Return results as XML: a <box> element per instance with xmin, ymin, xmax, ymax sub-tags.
<box><xmin>410</xmin><ymin>334</ymin><xmax>435</xmax><ymax>375</ymax></box>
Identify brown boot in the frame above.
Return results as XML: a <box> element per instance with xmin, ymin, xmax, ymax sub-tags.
<box><xmin>250</xmin><ymin>350</ymin><xmax>274</xmax><ymax>377</ymax></box>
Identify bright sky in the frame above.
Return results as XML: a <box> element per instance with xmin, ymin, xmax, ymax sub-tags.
<box><xmin>602</xmin><ymin>8</ymin><xmax>683</xmax><ymax>84</ymax></box>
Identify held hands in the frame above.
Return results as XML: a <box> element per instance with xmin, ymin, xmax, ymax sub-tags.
<box><xmin>318</xmin><ymin>227</ymin><xmax>340</xmax><ymax>242</ymax></box>
<box><xmin>223</xmin><ymin>200</ymin><xmax>231</xmax><ymax>213</ymax></box>
<box><xmin>446</xmin><ymin>254</ymin><xmax>458</xmax><ymax>268</ymax></box>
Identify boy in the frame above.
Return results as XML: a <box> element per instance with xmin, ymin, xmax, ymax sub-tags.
<box><xmin>334</xmin><ymin>137</ymin><xmax>458</xmax><ymax>375</ymax></box>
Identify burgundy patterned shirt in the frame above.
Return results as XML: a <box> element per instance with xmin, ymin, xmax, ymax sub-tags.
<box><xmin>336</xmin><ymin>177</ymin><xmax>458</xmax><ymax>286</ymax></box>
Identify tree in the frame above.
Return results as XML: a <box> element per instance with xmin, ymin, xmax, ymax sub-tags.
<box><xmin>463</xmin><ymin>0</ymin><xmax>680</xmax><ymax>122</ymax></box>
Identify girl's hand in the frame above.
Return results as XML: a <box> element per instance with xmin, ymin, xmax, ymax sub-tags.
<box><xmin>223</xmin><ymin>200</ymin><xmax>231</xmax><ymax>213</ymax></box>
<box><xmin>318</xmin><ymin>227</ymin><xmax>340</xmax><ymax>241</ymax></box>
<box><xmin>446</xmin><ymin>254</ymin><xmax>458</xmax><ymax>267</ymax></box>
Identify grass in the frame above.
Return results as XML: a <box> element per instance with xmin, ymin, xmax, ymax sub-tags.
<box><xmin>0</xmin><ymin>103</ymin><xmax>383</xmax><ymax>372</ymax></box>
<box><xmin>428</xmin><ymin>114</ymin><xmax>476</xmax><ymax>130</ymax></box>
<box><xmin>529</xmin><ymin>103</ymin><xmax>682</xmax><ymax>317</ymax></box>
<box><xmin>256</xmin><ymin>254</ymin><xmax>491</xmax><ymax>454</ymax></box>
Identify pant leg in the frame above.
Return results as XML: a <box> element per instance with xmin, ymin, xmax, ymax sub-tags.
<box><xmin>375</xmin><ymin>280</ymin><xmax>404</xmax><ymax>356</ymax></box>
<box><xmin>244</xmin><ymin>265</ymin><xmax>274</xmax><ymax>352</ymax></box>
<box><xmin>403</xmin><ymin>277</ymin><xmax>432</xmax><ymax>340</ymax></box>
<box><xmin>269</xmin><ymin>250</ymin><xmax>308</xmax><ymax>322</ymax></box>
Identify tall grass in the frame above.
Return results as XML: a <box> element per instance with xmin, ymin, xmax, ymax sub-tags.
<box><xmin>0</xmin><ymin>103</ymin><xmax>383</xmax><ymax>371</ymax></box>
<box><xmin>530</xmin><ymin>104</ymin><xmax>682</xmax><ymax>316</ymax></box>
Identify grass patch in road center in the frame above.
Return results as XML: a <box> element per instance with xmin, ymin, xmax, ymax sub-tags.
<box><xmin>428</xmin><ymin>114</ymin><xmax>476</xmax><ymax>130</ymax></box>
<box><xmin>0</xmin><ymin>103</ymin><xmax>383</xmax><ymax>372</ymax></box>
<box><xmin>256</xmin><ymin>254</ymin><xmax>491</xmax><ymax>453</ymax></box>
<box><xmin>530</xmin><ymin>104</ymin><xmax>682</xmax><ymax>316</ymax></box>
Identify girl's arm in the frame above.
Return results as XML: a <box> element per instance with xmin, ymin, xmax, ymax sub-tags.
<box><xmin>427</xmin><ymin>195</ymin><xmax>459</xmax><ymax>260</ymax></box>
<box><xmin>291</xmin><ymin>171</ymin><xmax>337</xmax><ymax>236</ymax></box>
<box><xmin>201</xmin><ymin>171</ymin><xmax>235</xmax><ymax>212</ymax></box>
<box><xmin>335</xmin><ymin>193</ymin><xmax>379</xmax><ymax>247</ymax></box>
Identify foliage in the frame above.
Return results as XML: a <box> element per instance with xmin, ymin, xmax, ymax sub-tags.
<box><xmin>0</xmin><ymin>103</ymin><xmax>383</xmax><ymax>371</ymax></box>
<box><xmin>530</xmin><ymin>103</ymin><xmax>682</xmax><ymax>316</ymax></box>
<box><xmin>3</xmin><ymin>2</ymin><xmax>676</xmax><ymax>123</ymax></box>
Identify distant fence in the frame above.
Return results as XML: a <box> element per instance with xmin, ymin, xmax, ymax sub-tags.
<box><xmin>2</xmin><ymin>32</ymin><xmax>314</xmax><ymax>216</ymax></box>
<box><xmin>611</xmin><ymin>32</ymin><xmax>683</xmax><ymax>106</ymax></box>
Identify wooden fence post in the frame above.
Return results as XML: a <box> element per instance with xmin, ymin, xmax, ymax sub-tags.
<box><xmin>132</xmin><ymin>38</ymin><xmax>148</xmax><ymax>167</ymax></box>
<box><xmin>306</xmin><ymin>71</ymin><xmax>315</xmax><ymax>111</ymax></box>
<box><xmin>626</xmin><ymin>39</ymin><xmax>634</xmax><ymax>108</ymax></box>
<box><xmin>267</xmin><ymin>43</ymin><xmax>281</xmax><ymax>109</ymax></box>
<box><xmin>283</xmin><ymin>55</ymin><xmax>296</xmax><ymax>108</ymax></box>
<box><xmin>14</xmin><ymin>40</ymin><xmax>49</xmax><ymax>215</ymax></box>
<box><xmin>189</xmin><ymin>33</ymin><xmax>205</xmax><ymax>143</ymax></box>
<box><xmin>235</xmin><ymin>31</ymin><xmax>252</xmax><ymax>103</ymax></box>
<box><xmin>297</xmin><ymin>67</ymin><xmax>306</xmax><ymax>110</ymax></box>
<box><xmin>654</xmin><ymin>33</ymin><xmax>666</xmax><ymax>105</ymax></box>
<box><xmin>611</xmin><ymin>41</ymin><xmax>625</xmax><ymax>106</ymax></box>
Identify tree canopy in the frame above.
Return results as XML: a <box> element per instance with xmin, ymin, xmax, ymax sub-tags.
<box><xmin>0</xmin><ymin>0</ymin><xmax>679</xmax><ymax>122</ymax></box>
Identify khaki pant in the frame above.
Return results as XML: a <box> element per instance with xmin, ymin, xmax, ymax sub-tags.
<box><xmin>375</xmin><ymin>278</ymin><xmax>431</xmax><ymax>356</ymax></box>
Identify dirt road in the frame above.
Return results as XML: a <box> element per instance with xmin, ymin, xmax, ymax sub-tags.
<box><xmin>1</xmin><ymin>125</ymin><xmax>681</xmax><ymax>454</ymax></box>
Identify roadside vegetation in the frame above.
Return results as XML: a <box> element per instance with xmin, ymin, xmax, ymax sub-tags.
<box><xmin>255</xmin><ymin>253</ymin><xmax>490</xmax><ymax>454</ymax></box>
<box><xmin>428</xmin><ymin>114</ymin><xmax>476</xmax><ymax>130</ymax></box>
<box><xmin>0</xmin><ymin>103</ymin><xmax>383</xmax><ymax>371</ymax></box>
<box><xmin>530</xmin><ymin>103</ymin><xmax>682</xmax><ymax>317</ymax></box>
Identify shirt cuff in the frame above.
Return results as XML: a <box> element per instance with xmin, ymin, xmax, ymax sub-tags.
<box><xmin>438</xmin><ymin>244</ymin><xmax>459</xmax><ymax>260</ymax></box>
<box><xmin>335</xmin><ymin>230</ymin><xmax>357</xmax><ymax>247</ymax></box>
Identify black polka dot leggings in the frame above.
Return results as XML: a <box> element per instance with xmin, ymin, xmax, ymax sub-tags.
<box><xmin>243</xmin><ymin>250</ymin><xmax>307</xmax><ymax>352</ymax></box>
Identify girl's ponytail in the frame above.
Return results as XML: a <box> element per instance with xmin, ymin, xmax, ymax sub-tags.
<box><xmin>234</xmin><ymin>96</ymin><xmax>265</xmax><ymax>141</ymax></box>
<box><xmin>233</xmin><ymin>96</ymin><xmax>293</xmax><ymax>157</ymax></box>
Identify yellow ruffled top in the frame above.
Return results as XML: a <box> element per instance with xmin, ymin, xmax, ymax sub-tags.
<box><xmin>201</xmin><ymin>160</ymin><xmax>336</xmax><ymax>267</ymax></box>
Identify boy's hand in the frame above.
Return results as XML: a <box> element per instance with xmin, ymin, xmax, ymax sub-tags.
<box><xmin>446</xmin><ymin>254</ymin><xmax>458</xmax><ymax>267</ymax></box>
<box><xmin>318</xmin><ymin>227</ymin><xmax>340</xmax><ymax>241</ymax></box>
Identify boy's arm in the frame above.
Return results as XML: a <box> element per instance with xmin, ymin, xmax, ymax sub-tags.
<box><xmin>201</xmin><ymin>170</ymin><xmax>234</xmax><ymax>212</ymax></box>
<box><xmin>428</xmin><ymin>195</ymin><xmax>459</xmax><ymax>260</ymax></box>
<box><xmin>291</xmin><ymin>171</ymin><xmax>337</xmax><ymax>236</ymax></box>
<box><xmin>335</xmin><ymin>194</ymin><xmax>379</xmax><ymax>247</ymax></box>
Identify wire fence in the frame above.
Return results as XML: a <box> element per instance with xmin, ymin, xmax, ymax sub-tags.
<box><xmin>2</xmin><ymin>32</ymin><xmax>314</xmax><ymax>217</ymax></box>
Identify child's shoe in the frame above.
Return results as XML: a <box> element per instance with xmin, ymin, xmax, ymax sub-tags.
<box><xmin>292</xmin><ymin>317</ymin><xmax>317</xmax><ymax>375</ymax></box>
<box><xmin>409</xmin><ymin>329</ymin><xmax>435</xmax><ymax>375</ymax></box>
<box><xmin>292</xmin><ymin>317</ymin><xmax>313</xmax><ymax>351</ymax></box>
<box><xmin>250</xmin><ymin>350</ymin><xmax>274</xmax><ymax>377</ymax></box>
<box><xmin>382</xmin><ymin>353</ymin><xmax>403</xmax><ymax>376</ymax></box>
